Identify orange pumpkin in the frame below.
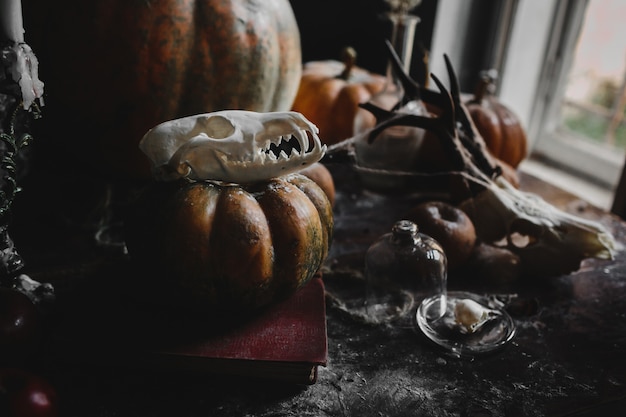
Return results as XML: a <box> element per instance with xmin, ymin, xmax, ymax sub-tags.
<box><xmin>23</xmin><ymin>0</ymin><xmax>302</xmax><ymax>180</ymax></box>
<box><xmin>464</xmin><ymin>71</ymin><xmax>528</xmax><ymax>168</ymax></box>
<box><xmin>124</xmin><ymin>174</ymin><xmax>333</xmax><ymax>312</ymax></box>
<box><xmin>291</xmin><ymin>47</ymin><xmax>387</xmax><ymax>145</ymax></box>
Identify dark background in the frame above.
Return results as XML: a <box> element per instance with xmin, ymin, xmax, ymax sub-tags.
<box><xmin>288</xmin><ymin>0</ymin><xmax>438</xmax><ymax>86</ymax></box>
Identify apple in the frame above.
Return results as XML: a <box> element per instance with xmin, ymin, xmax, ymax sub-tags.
<box><xmin>404</xmin><ymin>201</ymin><xmax>477</xmax><ymax>269</ymax></box>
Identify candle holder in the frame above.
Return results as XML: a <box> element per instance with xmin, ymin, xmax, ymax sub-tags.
<box><xmin>351</xmin><ymin>12</ymin><xmax>428</xmax><ymax>194</ymax></box>
<box><xmin>1</xmin><ymin>40</ymin><xmax>53</xmax><ymax>304</ymax></box>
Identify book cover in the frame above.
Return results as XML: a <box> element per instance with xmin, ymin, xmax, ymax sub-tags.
<box><xmin>48</xmin><ymin>276</ymin><xmax>328</xmax><ymax>385</ymax></box>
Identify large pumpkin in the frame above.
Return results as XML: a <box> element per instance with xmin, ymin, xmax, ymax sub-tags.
<box><xmin>291</xmin><ymin>47</ymin><xmax>387</xmax><ymax>145</ymax></box>
<box><xmin>124</xmin><ymin>174</ymin><xmax>333</xmax><ymax>312</ymax></box>
<box><xmin>464</xmin><ymin>71</ymin><xmax>528</xmax><ymax>168</ymax></box>
<box><xmin>22</xmin><ymin>0</ymin><xmax>302</xmax><ymax>180</ymax></box>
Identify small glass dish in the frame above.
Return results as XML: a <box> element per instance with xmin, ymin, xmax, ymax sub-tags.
<box><xmin>416</xmin><ymin>291</ymin><xmax>516</xmax><ymax>357</ymax></box>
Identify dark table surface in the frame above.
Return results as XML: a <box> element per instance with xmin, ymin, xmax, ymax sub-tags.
<box><xmin>8</xmin><ymin>162</ymin><xmax>626</xmax><ymax>417</ymax></box>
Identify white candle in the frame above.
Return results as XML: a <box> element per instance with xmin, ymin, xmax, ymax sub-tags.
<box><xmin>1</xmin><ymin>0</ymin><xmax>25</xmax><ymax>43</ymax></box>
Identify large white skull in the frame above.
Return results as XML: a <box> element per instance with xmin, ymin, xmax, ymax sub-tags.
<box><xmin>139</xmin><ymin>110</ymin><xmax>326</xmax><ymax>183</ymax></box>
<box><xmin>461</xmin><ymin>176</ymin><xmax>618</xmax><ymax>278</ymax></box>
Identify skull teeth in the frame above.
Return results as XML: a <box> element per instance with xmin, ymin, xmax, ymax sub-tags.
<box><xmin>263</xmin><ymin>134</ymin><xmax>305</xmax><ymax>160</ymax></box>
<box><xmin>254</xmin><ymin>126</ymin><xmax>324</xmax><ymax>167</ymax></box>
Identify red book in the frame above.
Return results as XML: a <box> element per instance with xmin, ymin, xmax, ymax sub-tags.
<box><xmin>49</xmin><ymin>276</ymin><xmax>328</xmax><ymax>385</ymax></box>
<box><xmin>149</xmin><ymin>276</ymin><xmax>328</xmax><ymax>384</ymax></box>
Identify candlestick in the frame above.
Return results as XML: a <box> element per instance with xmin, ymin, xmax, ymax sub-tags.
<box><xmin>0</xmin><ymin>55</ymin><xmax>53</xmax><ymax>306</ymax></box>
<box><xmin>0</xmin><ymin>1</ymin><xmax>51</xmax><ymax>304</ymax></box>
<box><xmin>1</xmin><ymin>0</ymin><xmax>25</xmax><ymax>43</ymax></box>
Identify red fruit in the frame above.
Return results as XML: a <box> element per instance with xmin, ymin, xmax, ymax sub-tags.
<box><xmin>405</xmin><ymin>201</ymin><xmax>477</xmax><ymax>269</ymax></box>
<box><xmin>0</xmin><ymin>368</ymin><xmax>59</xmax><ymax>417</ymax></box>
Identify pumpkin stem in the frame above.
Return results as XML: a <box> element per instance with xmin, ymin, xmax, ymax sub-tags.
<box><xmin>338</xmin><ymin>47</ymin><xmax>357</xmax><ymax>80</ymax></box>
<box><xmin>472</xmin><ymin>69</ymin><xmax>498</xmax><ymax>102</ymax></box>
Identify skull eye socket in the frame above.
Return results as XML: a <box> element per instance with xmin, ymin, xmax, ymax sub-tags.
<box><xmin>508</xmin><ymin>232</ymin><xmax>532</xmax><ymax>248</ymax></box>
<box><xmin>507</xmin><ymin>218</ymin><xmax>542</xmax><ymax>248</ymax></box>
<box><xmin>204</xmin><ymin>115</ymin><xmax>236</xmax><ymax>139</ymax></box>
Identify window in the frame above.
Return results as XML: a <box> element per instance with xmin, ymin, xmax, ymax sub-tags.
<box><xmin>526</xmin><ymin>0</ymin><xmax>626</xmax><ymax>187</ymax></box>
<box><xmin>429</xmin><ymin>0</ymin><xmax>625</xmax><ymax>208</ymax></box>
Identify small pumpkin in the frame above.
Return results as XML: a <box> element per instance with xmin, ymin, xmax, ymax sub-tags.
<box><xmin>124</xmin><ymin>174</ymin><xmax>333</xmax><ymax>312</ymax></box>
<box><xmin>291</xmin><ymin>47</ymin><xmax>387</xmax><ymax>145</ymax></box>
<box><xmin>464</xmin><ymin>70</ymin><xmax>528</xmax><ymax>168</ymax></box>
<box><xmin>23</xmin><ymin>0</ymin><xmax>302</xmax><ymax>180</ymax></box>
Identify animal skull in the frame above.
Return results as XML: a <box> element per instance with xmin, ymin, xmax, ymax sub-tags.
<box><xmin>461</xmin><ymin>176</ymin><xmax>618</xmax><ymax>278</ymax></box>
<box><xmin>139</xmin><ymin>110</ymin><xmax>326</xmax><ymax>183</ymax></box>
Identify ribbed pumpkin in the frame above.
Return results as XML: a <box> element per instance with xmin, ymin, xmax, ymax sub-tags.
<box><xmin>22</xmin><ymin>0</ymin><xmax>302</xmax><ymax>180</ymax></box>
<box><xmin>291</xmin><ymin>47</ymin><xmax>387</xmax><ymax>145</ymax></box>
<box><xmin>124</xmin><ymin>174</ymin><xmax>333</xmax><ymax>312</ymax></box>
<box><xmin>464</xmin><ymin>71</ymin><xmax>528</xmax><ymax>168</ymax></box>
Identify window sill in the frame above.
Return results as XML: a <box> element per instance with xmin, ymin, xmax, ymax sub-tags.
<box><xmin>518</xmin><ymin>156</ymin><xmax>614</xmax><ymax>211</ymax></box>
